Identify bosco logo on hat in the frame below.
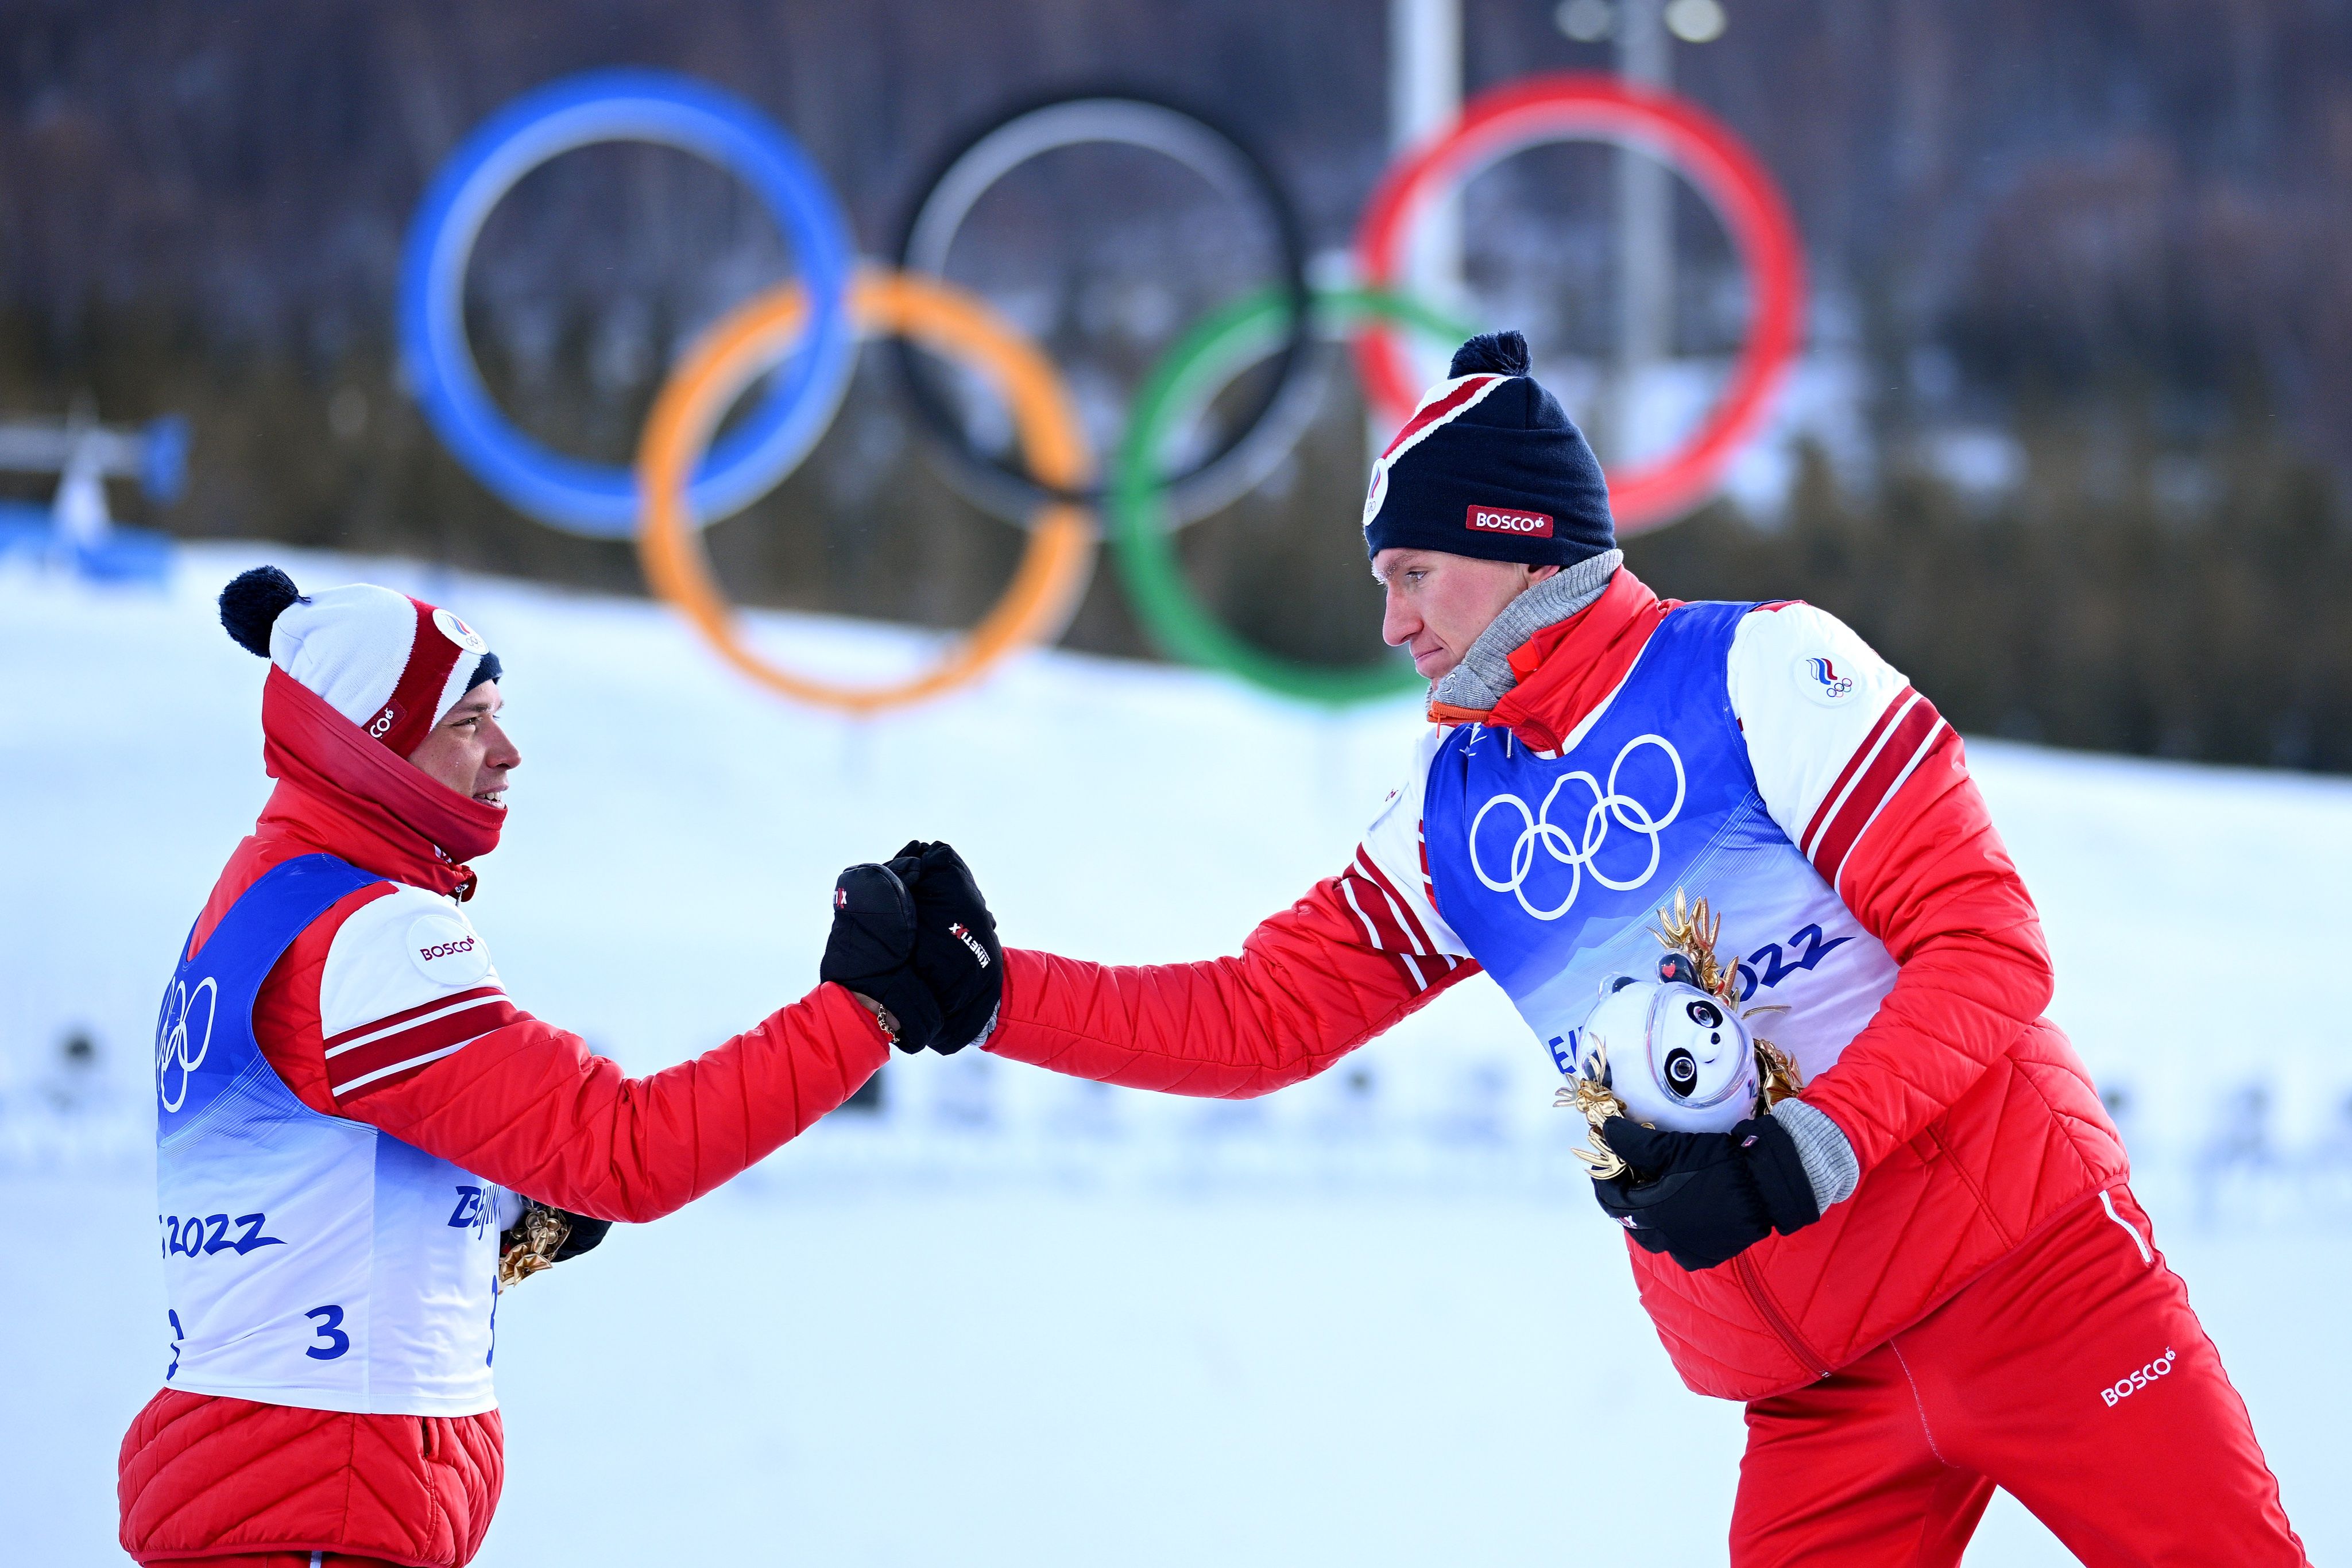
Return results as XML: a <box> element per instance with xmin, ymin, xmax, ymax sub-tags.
<box><xmin>1361</xmin><ymin>330</ymin><xmax>1615</xmax><ymax>569</ymax></box>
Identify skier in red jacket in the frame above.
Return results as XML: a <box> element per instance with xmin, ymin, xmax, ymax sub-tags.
<box><xmin>957</xmin><ymin>333</ymin><xmax>2307</xmax><ymax>1565</ymax></box>
<box><xmin>122</xmin><ymin>565</ymin><xmax>998</xmax><ymax>1568</ymax></box>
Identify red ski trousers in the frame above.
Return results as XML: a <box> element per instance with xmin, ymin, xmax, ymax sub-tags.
<box><xmin>1732</xmin><ymin>1186</ymin><xmax>2306</xmax><ymax>1566</ymax></box>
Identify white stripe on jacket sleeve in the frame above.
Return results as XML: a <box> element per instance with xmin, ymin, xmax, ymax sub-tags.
<box><xmin>1345</xmin><ymin>726</ymin><xmax>1473</xmax><ymax>980</ymax></box>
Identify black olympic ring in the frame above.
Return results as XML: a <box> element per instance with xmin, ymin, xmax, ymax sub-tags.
<box><xmin>890</xmin><ymin>89</ymin><xmax>1316</xmax><ymax>525</ymax></box>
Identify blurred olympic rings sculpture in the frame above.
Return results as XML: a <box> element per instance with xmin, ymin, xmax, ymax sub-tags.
<box><xmin>403</xmin><ymin>72</ymin><xmax>1805</xmax><ymax>711</ymax></box>
<box><xmin>636</xmin><ymin>270</ymin><xmax>1097</xmax><ymax>716</ymax></box>
<box><xmin>1108</xmin><ymin>285</ymin><xmax>1476</xmax><ymax>706</ymax></box>
<box><xmin>891</xmin><ymin>92</ymin><xmax>1317</xmax><ymax>529</ymax></box>
<box><xmin>399</xmin><ymin>69</ymin><xmax>858</xmax><ymax>537</ymax></box>
<box><xmin>1353</xmin><ymin>74</ymin><xmax>1806</xmax><ymax>535</ymax></box>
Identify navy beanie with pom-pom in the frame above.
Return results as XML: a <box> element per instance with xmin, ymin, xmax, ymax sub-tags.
<box><xmin>1361</xmin><ymin>330</ymin><xmax>1613</xmax><ymax>567</ymax></box>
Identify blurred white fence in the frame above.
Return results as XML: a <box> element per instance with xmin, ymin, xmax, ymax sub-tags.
<box><xmin>10</xmin><ymin>1026</ymin><xmax>2349</xmax><ymax>1225</ymax></box>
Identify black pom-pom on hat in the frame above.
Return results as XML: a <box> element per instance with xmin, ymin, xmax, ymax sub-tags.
<box><xmin>219</xmin><ymin>565</ymin><xmax>304</xmax><ymax>659</ymax></box>
<box><xmin>1448</xmin><ymin>330</ymin><xmax>1531</xmax><ymax>378</ymax></box>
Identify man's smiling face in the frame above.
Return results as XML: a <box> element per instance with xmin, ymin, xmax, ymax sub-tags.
<box><xmin>405</xmin><ymin>683</ymin><xmax>520</xmax><ymax>810</ymax></box>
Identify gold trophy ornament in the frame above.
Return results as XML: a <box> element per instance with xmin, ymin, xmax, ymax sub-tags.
<box><xmin>496</xmin><ymin>1201</ymin><xmax>575</xmax><ymax>1288</ymax></box>
<box><xmin>1559</xmin><ymin>890</ymin><xmax>1804</xmax><ymax>1179</ymax></box>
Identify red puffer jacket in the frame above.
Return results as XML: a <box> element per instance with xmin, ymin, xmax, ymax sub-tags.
<box><xmin>119</xmin><ymin>675</ymin><xmax>889</xmax><ymax>1566</ymax></box>
<box><xmin>985</xmin><ymin>570</ymin><xmax>2127</xmax><ymax>1402</ymax></box>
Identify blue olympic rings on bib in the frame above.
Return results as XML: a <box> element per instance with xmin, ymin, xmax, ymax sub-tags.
<box><xmin>399</xmin><ymin>69</ymin><xmax>856</xmax><ymax>538</ymax></box>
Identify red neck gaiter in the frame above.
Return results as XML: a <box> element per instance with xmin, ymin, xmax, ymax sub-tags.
<box><xmin>261</xmin><ymin>666</ymin><xmax>504</xmax><ymax>899</ymax></box>
<box><xmin>1426</xmin><ymin>568</ymin><xmax>1677</xmax><ymax>749</ymax></box>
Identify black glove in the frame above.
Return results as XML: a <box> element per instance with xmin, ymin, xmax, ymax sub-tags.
<box><xmin>819</xmin><ymin>861</ymin><xmax>943</xmax><ymax>1054</ymax></box>
<box><xmin>887</xmin><ymin>839</ymin><xmax>1004</xmax><ymax>1054</ymax></box>
<box><xmin>549</xmin><ymin>1211</ymin><xmax>611</xmax><ymax>1262</ymax></box>
<box><xmin>1590</xmin><ymin>1114</ymin><xmax>1821</xmax><ymax>1272</ymax></box>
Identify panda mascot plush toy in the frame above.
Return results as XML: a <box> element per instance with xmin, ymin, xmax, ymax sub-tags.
<box><xmin>1562</xmin><ymin>892</ymin><xmax>1801</xmax><ymax>1178</ymax></box>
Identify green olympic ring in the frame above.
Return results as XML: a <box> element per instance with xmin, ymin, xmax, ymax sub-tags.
<box><xmin>1108</xmin><ymin>286</ymin><xmax>1478</xmax><ymax>706</ymax></box>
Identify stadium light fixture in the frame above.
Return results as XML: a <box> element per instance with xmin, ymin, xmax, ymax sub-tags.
<box><xmin>1664</xmin><ymin>0</ymin><xmax>1728</xmax><ymax>44</ymax></box>
<box><xmin>1556</xmin><ymin>0</ymin><xmax>1615</xmax><ymax>42</ymax></box>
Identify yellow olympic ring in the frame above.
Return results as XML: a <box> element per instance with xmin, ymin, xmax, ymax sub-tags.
<box><xmin>636</xmin><ymin>270</ymin><xmax>1097</xmax><ymax>714</ymax></box>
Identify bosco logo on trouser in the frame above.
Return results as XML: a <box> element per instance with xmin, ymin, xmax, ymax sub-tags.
<box><xmin>2102</xmin><ymin>1347</ymin><xmax>2178</xmax><ymax>1407</ymax></box>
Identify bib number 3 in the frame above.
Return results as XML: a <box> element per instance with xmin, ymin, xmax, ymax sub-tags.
<box><xmin>304</xmin><ymin>1303</ymin><xmax>351</xmax><ymax>1361</ymax></box>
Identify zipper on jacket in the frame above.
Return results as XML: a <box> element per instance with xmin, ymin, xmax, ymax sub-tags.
<box><xmin>1734</xmin><ymin>1253</ymin><xmax>1832</xmax><ymax>1380</ymax></box>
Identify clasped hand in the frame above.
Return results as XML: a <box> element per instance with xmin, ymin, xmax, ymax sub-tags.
<box><xmin>1589</xmin><ymin>1114</ymin><xmax>1821</xmax><ymax>1272</ymax></box>
<box><xmin>819</xmin><ymin>839</ymin><xmax>1004</xmax><ymax>1055</ymax></box>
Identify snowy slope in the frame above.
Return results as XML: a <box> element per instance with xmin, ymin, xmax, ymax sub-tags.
<box><xmin>2</xmin><ymin>546</ymin><xmax>2346</xmax><ymax>1565</ymax></box>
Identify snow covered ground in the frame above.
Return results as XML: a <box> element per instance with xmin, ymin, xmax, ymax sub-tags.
<box><xmin>3</xmin><ymin>545</ymin><xmax>2347</xmax><ymax>1564</ymax></box>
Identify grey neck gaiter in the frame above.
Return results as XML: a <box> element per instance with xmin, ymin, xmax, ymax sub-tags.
<box><xmin>1428</xmin><ymin>549</ymin><xmax>1624</xmax><ymax>712</ymax></box>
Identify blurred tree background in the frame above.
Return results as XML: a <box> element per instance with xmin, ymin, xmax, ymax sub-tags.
<box><xmin>2</xmin><ymin>0</ymin><xmax>2347</xmax><ymax>768</ymax></box>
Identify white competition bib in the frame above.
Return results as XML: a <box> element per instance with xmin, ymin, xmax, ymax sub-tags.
<box><xmin>154</xmin><ymin>854</ymin><xmax>509</xmax><ymax>1416</ymax></box>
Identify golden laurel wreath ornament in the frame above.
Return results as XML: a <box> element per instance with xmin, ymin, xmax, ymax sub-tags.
<box><xmin>1558</xmin><ymin>889</ymin><xmax>1804</xmax><ymax>1180</ymax></box>
<box><xmin>496</xmin><ymin>1202</ymin><xmax>575</xmax><ymax>1288</ymax></box>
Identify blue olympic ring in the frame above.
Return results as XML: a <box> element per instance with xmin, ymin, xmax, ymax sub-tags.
<box><xmin>398</xmin><ymin>69</ymin><xmax>856</xmax><ymax>538</ymax></box>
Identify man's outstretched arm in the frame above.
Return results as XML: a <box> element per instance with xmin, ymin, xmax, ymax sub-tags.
<box><xmin>249</xmin><ymin>877</ymin><xmax>896</xmax><ymax>1225</ymax></box>
<box><xmin>339</xmin><ymin>988</ymin><xmax>889</xmax><ymax>1224</ymax></box>
<box><xmin>988</xmin><ymin>839</ymin><xmax>1481</xmax><ymax>1098</ymax></box>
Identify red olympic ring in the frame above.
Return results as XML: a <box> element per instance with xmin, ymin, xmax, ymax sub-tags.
<box><xmin>1352</xmin><ymin>73</ymin><xmax>1806</xmax><ymax>535</ymax></box>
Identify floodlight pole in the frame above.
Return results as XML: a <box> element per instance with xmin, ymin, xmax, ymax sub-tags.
<box><xmin>1389</xmin><ymin>0</ymin><xmax>1465</xmax><ymax>323</ymax></box>
<box><xmin>1614</xmin><ymin>0</ymin><xmax>1673</xmax><ymax>460</ymax></box>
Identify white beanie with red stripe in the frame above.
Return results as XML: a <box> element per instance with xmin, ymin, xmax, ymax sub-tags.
<box><xmin>219</xmin><ymin>565</ymin><xmax>502</xmax><ymax>755</ymax></box>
